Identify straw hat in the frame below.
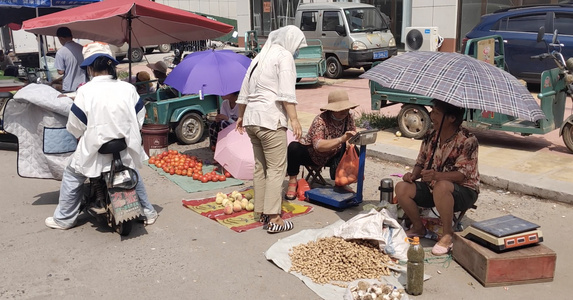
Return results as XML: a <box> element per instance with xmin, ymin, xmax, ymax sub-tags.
<box><xmin>147</xmin><ymin>61</ymin><xmax>168</xmax><ymax>74</ymax></box>
<box><xmin>80</xmin><ymin>42</ymin><xmax>119</xmax><ymax>69</ymax></box>
<box><xmin>320</xmin><ymin>90</ymin><xmax>359</xmax><ymax>112</ymax></box>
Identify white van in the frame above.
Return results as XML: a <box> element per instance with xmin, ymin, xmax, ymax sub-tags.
<box><xmin>295</xmin><ymin>2</ymin><xmax>396</xmax><ymax>78</ymax></box>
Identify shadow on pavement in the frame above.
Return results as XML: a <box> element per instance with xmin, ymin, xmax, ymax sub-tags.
<box><xmin>470</xmin><ymin>129</ymin><xmax>570</xmax><ymax>154</ymax></box>
<box><xmin>31</xmin><ymin>190</ymin><xmax>60</xmax><ymax>205</ymax></box>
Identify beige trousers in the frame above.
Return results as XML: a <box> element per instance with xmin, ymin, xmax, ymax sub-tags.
<box><xmin>246</xmin><ymin>125</ymin><xmax>287</xmax><ymax>215</ymax></box>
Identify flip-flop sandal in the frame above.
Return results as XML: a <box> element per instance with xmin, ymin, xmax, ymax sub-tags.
<box><xmin>285</xmin><ymin>182</ymin><xmax>297</xmax><ymax>200</ymax></box>
<box><xmin>267</xmin><ymin>220</ymin><xmax>293</xmax><ymax>233</ymax></box>
<box><xmin>431</xmin><ymin>242</ymin><xmax>453</xmax><ymax>256</ymax></box>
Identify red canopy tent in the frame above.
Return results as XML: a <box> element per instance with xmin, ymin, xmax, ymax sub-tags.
<box><xmin>22</xmin><ymin>0</ymin><xmax>233</xmax><ymax>46</ymax></box>
<box><xmin>22</xmin><ymin>0</ymin><xmax>234</xmax><ymax>77</ymax></box>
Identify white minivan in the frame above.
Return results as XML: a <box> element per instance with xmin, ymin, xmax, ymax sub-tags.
<box><xmin>295</xmin><ymin>2</ymin><xmax>396</xmax><ymax>78</ymax></box>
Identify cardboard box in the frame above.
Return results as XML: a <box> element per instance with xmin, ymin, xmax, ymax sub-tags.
<box><xmin>452</xmin><ymin>232</ymin><xmax>556</xmax><ymax>287</ymax></box>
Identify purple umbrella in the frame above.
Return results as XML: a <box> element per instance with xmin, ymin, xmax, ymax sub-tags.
<box><xmin>165</xmin><ymin>49</ymin><xmax>252</xmax><ymax>97</ymax></box>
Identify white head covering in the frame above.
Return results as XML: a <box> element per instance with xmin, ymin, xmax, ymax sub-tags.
<box><xmin>248</xmin><ymin>25</ymin><xmax>307</xmax><ymax>81</ymax></box>
<box><xmin>260</xmin><ymin>25</ymin><xmax>307</xmax><ymax>55</ymax></box>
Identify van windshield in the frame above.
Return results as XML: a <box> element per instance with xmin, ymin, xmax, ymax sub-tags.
<box><xmin>344</xmin><ymin>8</ymin><xmax>388</xmax><ymax>33</ymax></box>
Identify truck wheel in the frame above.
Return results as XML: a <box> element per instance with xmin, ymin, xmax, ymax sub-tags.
<box><xmin>158</xmin><ymin>44</ymin><xmax>172</xmax><ymax>53</ymax></box>
<box><xmin>325</xmin><ymin>57</ymin><xmax>343</xmax><ymax>79</ymax></box>
<box><xmin>397</xmin><ymin>104</ymin><xmax>430</xmax><ymax>139</ymax></box>
<box><xmin>175</xmin><ymin>113</ymin><xmax>204</xmax><ymax>145</ymax></box>
<box><xmin>130</xmin><ymin>48</ymin><xmax>144</xmax><ymax>62</ymax></box>
<box><xmin>563</xmin><ymin>123</ymin><xmax>573</xmax><ymax>153</ymax></box>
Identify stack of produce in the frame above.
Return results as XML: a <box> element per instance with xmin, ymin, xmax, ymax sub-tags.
<box><xmin>348</xmin><ymin>281</ymin><xmax>406</xmax><ymax>300</ymax></box>
<box><xmin>148</xmin><ymin>150</ymin><xmax>231</xmax><ymax>183</ymax></box>
<box><xmin>215</xmin><ymin>191</ymin><xmax>255</xmax><ymax>215</ymax></box>
<box><xmin>289</xmin><ymin>237</ymin><xmax>392</xmax><ymax>284</ymax></box>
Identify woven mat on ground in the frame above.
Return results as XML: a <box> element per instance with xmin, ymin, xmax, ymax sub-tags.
<box><xmin>182</xmin><ymin>187</ymin><xmax>313</xmax><ymax>232</ymax></box>
<box><xmin>147</xmin><ymin>163</ymin><xmax>243</xmax><ymax>193</ymax></box>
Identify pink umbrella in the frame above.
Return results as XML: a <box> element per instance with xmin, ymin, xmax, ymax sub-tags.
<box><xmin>214</xmin><ymin>123</ymin><xmax>297</xmax><ymax>180</ymax></box>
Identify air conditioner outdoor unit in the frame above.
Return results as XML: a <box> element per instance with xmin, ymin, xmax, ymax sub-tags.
<box><xmin>404</xmin><ymin>27</ymin><xmax>439</xmax><ymax>52</ymax></box>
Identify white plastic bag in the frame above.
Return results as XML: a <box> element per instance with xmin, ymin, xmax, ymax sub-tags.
<box><xmin>333</xmin><ymin>208</ymin><xmax>409</xmax><ymax>261</ymax></box>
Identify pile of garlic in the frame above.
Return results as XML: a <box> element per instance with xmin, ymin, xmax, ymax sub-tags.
<box><xmin>349</xmin><ymin>281</ymin><xmax>405</xmax><ymax>300</ymax></box>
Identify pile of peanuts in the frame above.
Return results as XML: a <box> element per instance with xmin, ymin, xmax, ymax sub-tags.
<box><xmin>289</xmin><ymin>237</ymin><xmax>392</xmax><ymax>284</ymax></box>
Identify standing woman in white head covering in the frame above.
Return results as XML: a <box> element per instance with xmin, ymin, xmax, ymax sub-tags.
<box><xmin>45</xmin><ymin>42</ymin><xmax>158</xmax><ymax>230</ymax></box>
<box><xmin>235</xmin><ymin>25</ymin><xmax>306</xmax><ymax>234</ymax></box>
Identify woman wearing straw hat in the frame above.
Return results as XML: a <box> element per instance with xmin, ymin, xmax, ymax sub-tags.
<box><xmin>285</xmin><ymin>89</ymin><xmax>358</xmax><ymax>200</ymax></box>
<box><xmin>45</xmin><ymin>42</ymin><xmax>158</xmax><ymax>230</ymax></box>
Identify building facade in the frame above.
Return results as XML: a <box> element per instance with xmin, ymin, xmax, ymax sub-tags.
<box><xmin>157</xmin><ymin>0</ymin><xmax>566</xmax><ymax>51</ymax></box>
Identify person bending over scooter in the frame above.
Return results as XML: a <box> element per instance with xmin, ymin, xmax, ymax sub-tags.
<box><xmin>45</xmin><ymin>42</ymin><xmax>158</xmax><ymax>230</ymax></box>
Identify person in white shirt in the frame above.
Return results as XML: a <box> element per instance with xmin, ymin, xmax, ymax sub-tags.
<box><xmin>236</xmin><ymin>25</ymin><xmax>306</xmax><ymax>233</ymax></box>
<box><xmin>208</xmin><ymin>91</ymin><xmax>239</xmax><ymax>151</ymax></box>
<box><xmin>45</xmin><ymin>42</ymin><xmax>158</xmax><ymax>230</ymax></box>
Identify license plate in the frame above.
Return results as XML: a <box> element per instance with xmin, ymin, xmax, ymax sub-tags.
<box><xmin>373</xmin><ymin>51</ymin><xmax>388</xmax><ymax>59</ymax></box>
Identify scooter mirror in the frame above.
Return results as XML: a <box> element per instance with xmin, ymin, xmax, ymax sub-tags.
<box><xmin>536</xmin><ymin>26</ymin><xmax>545</xmax><ymax>43</ymax></box>
<box><xmin>552</xmin><ymin>29</ymin><xmax>559</xmax><ymax>44</ymax></box>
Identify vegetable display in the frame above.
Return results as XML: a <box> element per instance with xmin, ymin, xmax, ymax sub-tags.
<box><xmin>148</xmin><ymin>150</ymin><xmax>232</xmax><ymax>182</ymax></box>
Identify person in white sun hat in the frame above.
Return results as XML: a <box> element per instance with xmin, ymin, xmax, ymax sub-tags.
<box><xmin>45</xmin><ymin>42</ymin><xmax>158</xmax><ymax>230</ymax></box>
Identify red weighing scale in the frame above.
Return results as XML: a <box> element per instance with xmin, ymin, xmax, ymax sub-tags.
<box><xmin>304</xmin><ymin>129</ymin><xmax>378</xmax><ymax>209</ymax></box>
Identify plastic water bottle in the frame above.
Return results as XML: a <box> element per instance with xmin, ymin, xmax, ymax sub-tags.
<box><xmin>406</xmin><ymin>236</ymin><xmax>424</xmax><ymax>296</ymax></box>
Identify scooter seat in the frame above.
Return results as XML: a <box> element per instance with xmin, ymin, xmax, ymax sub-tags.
<box><xmin>98</xmin><ymin>138</ymin><xmax>127</xmax><ymax>154</ymax></box>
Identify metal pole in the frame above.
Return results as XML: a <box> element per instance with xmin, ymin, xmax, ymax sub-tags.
<box><xmin>128</xmin><ymin>10</ymin><xmax>132</xmax><ymax>80</ymax></box>
<box><xmin>355</xmin><ymin>144</ymin><xmax>367</xmax><ymax>203</ymax></box>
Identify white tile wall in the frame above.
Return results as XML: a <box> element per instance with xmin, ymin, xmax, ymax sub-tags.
<box><xmin>411</xmin><ymin>0</ymin><xmax>458</xmax><ymax>39</ymax></box>
<box><xmin>433</xmin><ymin>5</ymin><xmax>457</xmax><ymax>38</ymax></box>
<box><xmin>412</xmin><ymin>0</ymin><xmax>436</xmax><ymax>8</ymax></box>
<box><xmin>411</xmin><ymin>7</ymin><xmax>434</xmax><ymax>27</ymax></box>
<box><xmin>199</xmin><ymin>0</ymin><xmax>210</xmax><ymax>14</ymax></box>
<box><xmin>434</xmin><ymin>0</ymin><xmax>456</xmax><ymax>7</ymax></box>
<box><xmin>209</xmin><ymin>1</ymin><xmax>220</xmax><ymax>15</ymax></box>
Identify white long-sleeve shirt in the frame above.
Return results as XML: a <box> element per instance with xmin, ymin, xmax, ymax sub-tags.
<box><xmin>237</xmin><ymin>25</ymin><xmax>307</xmax><ymax>130</ymax></box>
<box><xmin>67</xmin><ymin>75</ymin><xmax>147</xmax><ymax>177</ymax></box>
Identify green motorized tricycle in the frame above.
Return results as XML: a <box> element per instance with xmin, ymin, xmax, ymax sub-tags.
<box><xmin>140</xmin><ymin>86</ymin><xmax>220</xmax><ymax>145</ymax></box>
<box><xmin>369</xmin><ymin>32</ymin><xmax>573</xmax><ymax>153</ymax></box>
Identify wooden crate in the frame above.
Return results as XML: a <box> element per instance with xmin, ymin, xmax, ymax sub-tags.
<box><xmin>452</xmin><ymin>232</ymin><xmax>556</xmax><ymax>287</ymax></box>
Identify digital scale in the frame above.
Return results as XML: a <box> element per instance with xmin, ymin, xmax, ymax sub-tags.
<box><xmin>304</xmin><ymin>129</ymin><xmax>379</xmax><ymax>209</ymax></box>
<box><xmin>461</xmin><ymin>215</ymin><xmax>543</xmax><ymax>252</ymax></box>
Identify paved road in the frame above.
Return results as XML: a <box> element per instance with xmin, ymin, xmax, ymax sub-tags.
<box><xmin>3</xmin><ymin>51</ymin><xmax>571</xmax><ymax>299</ymax></box>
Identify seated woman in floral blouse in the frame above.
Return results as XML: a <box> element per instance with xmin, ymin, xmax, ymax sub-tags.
<box><xmin>284</xmin><ymin>90</ymin><xmax>358</xmax><ymax>200</ymax></box>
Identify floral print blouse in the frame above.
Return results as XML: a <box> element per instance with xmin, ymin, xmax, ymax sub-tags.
<box><xmin>415</xmin><ymin>127</ymin><xmax>480</xmax><ymax>193</ymax></box>
<box><xmin>299</xmin><ymin>111</ymin><xmax>356</xmax><ymax>166</ymax></box>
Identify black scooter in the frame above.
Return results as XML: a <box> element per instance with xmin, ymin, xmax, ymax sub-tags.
<box><xmin>82</xmin><ymin>138</ymin><xmax>142</xmax><ymax>236</ymax></box>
